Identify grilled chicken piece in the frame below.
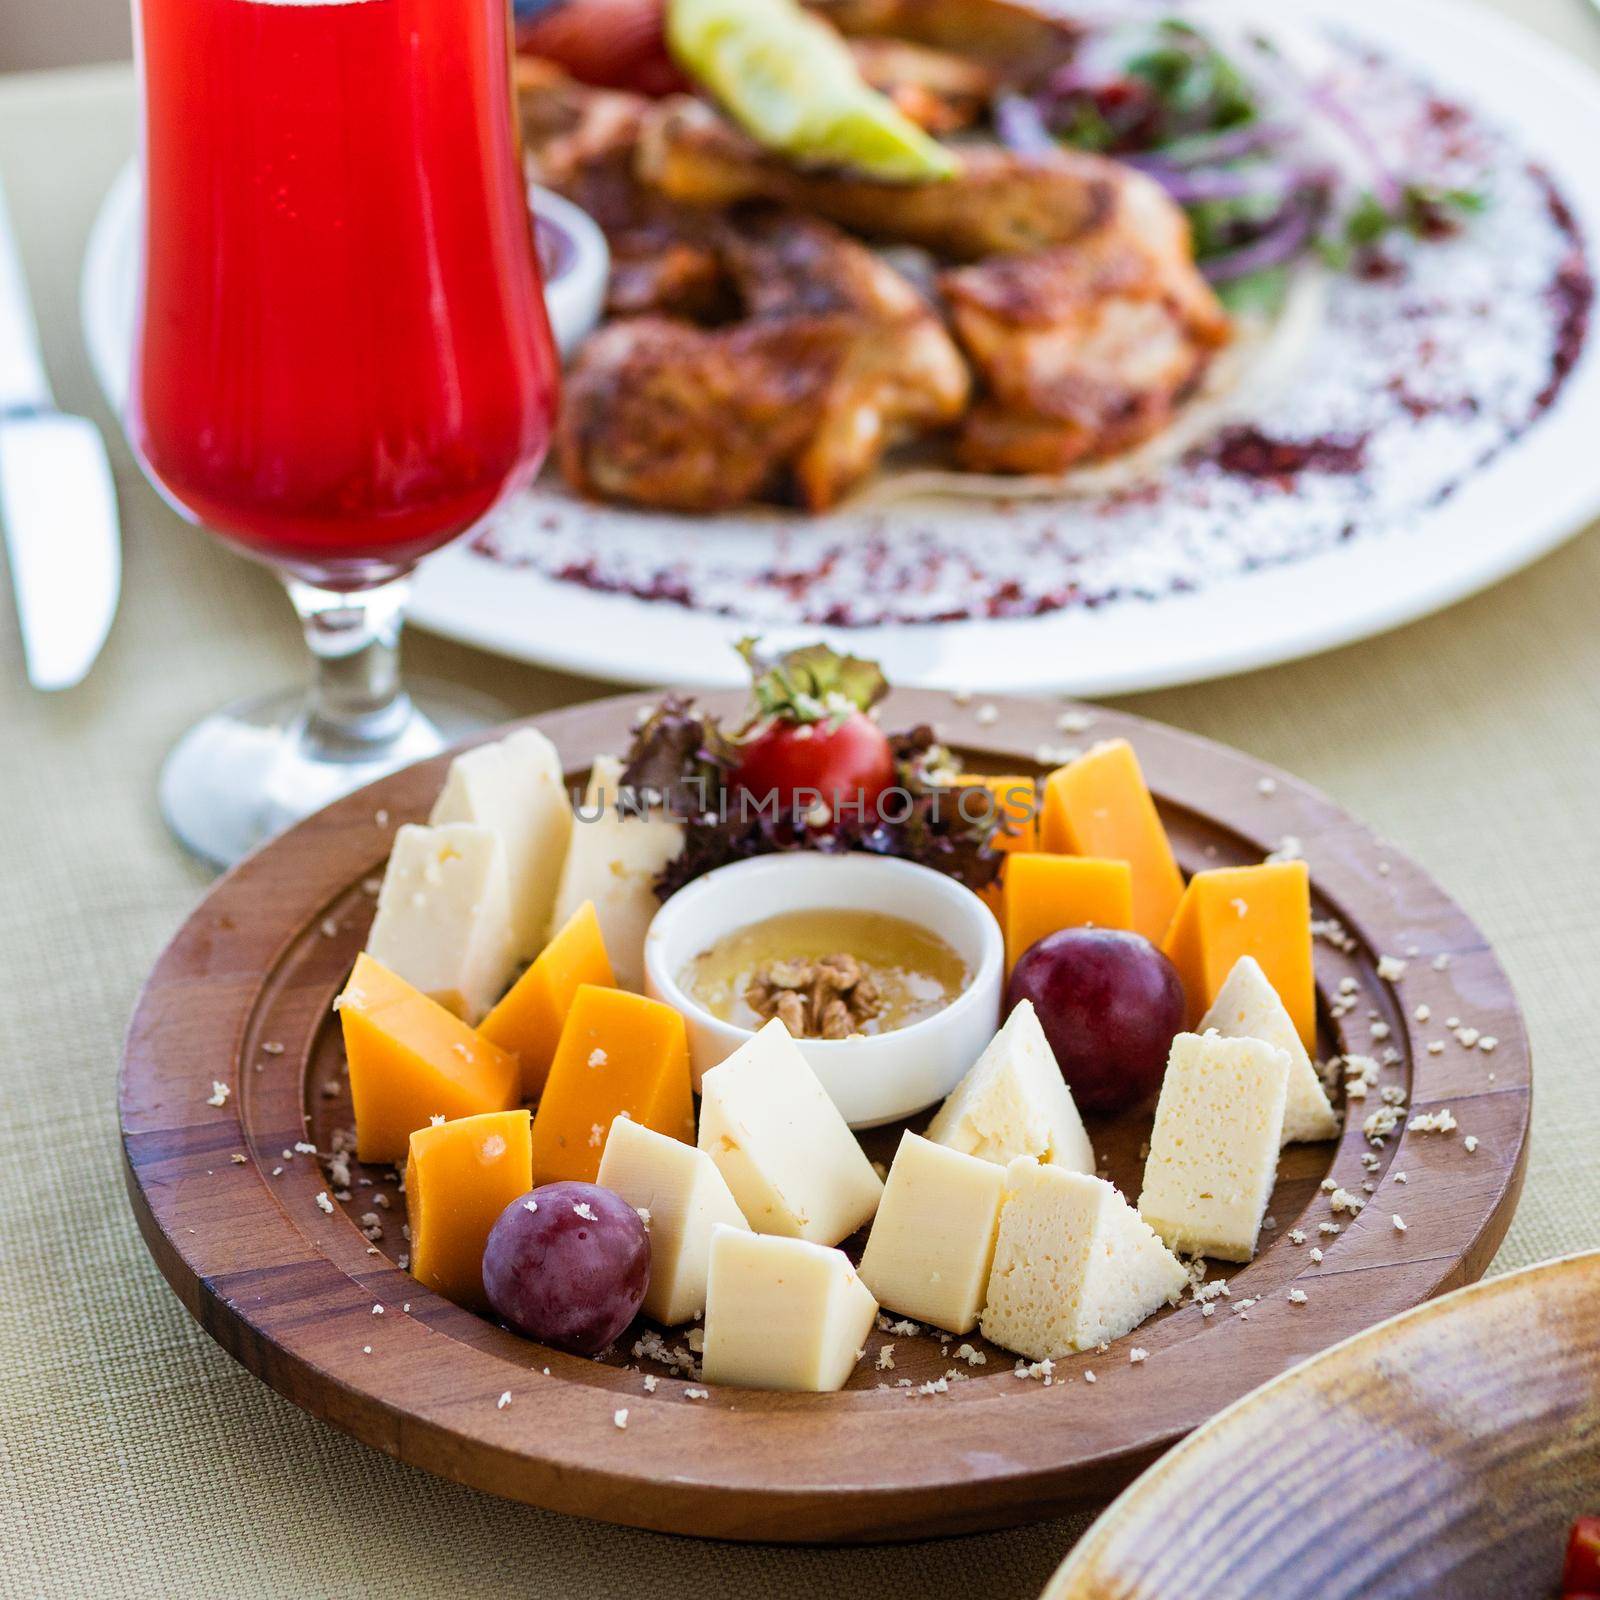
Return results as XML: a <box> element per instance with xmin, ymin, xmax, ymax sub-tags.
<box><xmin>717</xmin><ymin>208</ymin><xmax>933</xmax><ymax>319</ymax></box>
<box><xmin>940</xmin><ymin>173</ymin><xmax>1232</xmax><ymax>474</ymax></box>
<box><xmin>846</xmin><ymin>37</ymin><xmax>999</xmax><ymax>134</ymax></box>
<box><xmin>516</xmin><ymin>58</ymin><xmax>731</xmax><ymax>321</ymax></box>
<box><xmin>807</xmin><ymin>0</ymin><xmax>1078</xmax><ymax>78</ymax></box>
<box><xmin>560</xmin><ymin>214</ymin><xmax>970</xmax><ymax>511</ymax></box>
<box><xmin>638</xmin><ymin>97</ymin><xmax>1119</xmax><ymax>260</ymax></box>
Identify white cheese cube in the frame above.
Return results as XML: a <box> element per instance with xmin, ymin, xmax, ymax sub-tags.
<box><xmin>701</xmin><ymin>1227</ymin><xmax>877</xmax><ymax>1392</ymax></box>
<box><xmin>1138</xmin><ymin>1031</ymin><xmax>1290</xmax><ymax>1262</ymax></box>
<box><xmin>697</xmin><ymin>1019</ymin><xmax>883</xmax><ymax>1247</ymax></box>
<box><xmin>980</xmin><ymin>1160</ymin><xmax>1186</xmax><ymax>1360</ymax></box>
<box><xmin>857</xmin><ymin>1131</ymin><xmax>1004</xmax><ymax>1334</ymax></box>
<box><xmin>548</xmin><ymin>755</ymin><xmax>684</xmax><ymax>991</ymax></box>
<box><xmin>430</xmin><ymin>727</ymin><xmax>573</xmax><ymax>960</ymax></box>
<box><xmin>923</xmin><ymin>1001</ymin><xmax>1094</xmax><ymax>1173</ymax></box>
<box><xmin>365</xmin><ymin>823</ymin><xmax>517</xmax><ymax>1023</ymax></box>
<box><xmin>1200</xmin><ymin>956</ymin><xmax>1338</xmax><ymax>1145</ymax></box>
<box><xmin>597</xmin><ymin>1117</ymin><xmax>750</xmax><ymax>1326</ymax></box>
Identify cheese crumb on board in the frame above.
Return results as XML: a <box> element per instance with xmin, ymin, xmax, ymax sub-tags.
<box><xmin>981</xmin><ymin>1162</ymin><xmax>1186</xmax><ymax>1361</ymax></box>
<box><xmin>1198</xmin><ymin>958</ymin><xmax>1338</xmax><ymax>1144</ymax></box>
<box><xmin>1408</xmin><ymin>1108</ymin><xmax>1459</xmax><ymax>1134</ymax></box>
<box><xmin>924</xmin><ymin>1001</ymin><xmax>1094</xmax><ymax>1173</ymax></box>
<box><xmin>1138</xmin><ymin>1033</ymin><xmax>1289</xmax><ymax>1262</ymax></box>
<box><xmin>614</xmin><ymin>1409</ymin><xmax>629</xmax><ymax>1430</ymax></box>
<box><xmin>497</xmin><ymin>1391</ymin><xmax>512</xmax><ymax>1410</ymax></box>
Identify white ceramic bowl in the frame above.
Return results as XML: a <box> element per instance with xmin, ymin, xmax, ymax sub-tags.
<box><xmin>643</xmin><ymin>854</ymin><xmax>1003</xmax><ymax>1129</ymax></box>
<box><xmin>529</xmin><ymin>184</ymin><xmax>609</xmax><ymax>360</ymax></box>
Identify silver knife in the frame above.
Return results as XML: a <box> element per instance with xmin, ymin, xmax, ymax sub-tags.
<box><xmin>0</xmin><ymin>172</ymin><xmax>120</xmax><ymax>691</ymax></box>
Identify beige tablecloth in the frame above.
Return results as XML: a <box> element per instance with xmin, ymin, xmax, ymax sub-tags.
<box><xmin>4</xmin><ymin>4</ymin><xmax>1600</xmax><ymax>1593</ymax></box>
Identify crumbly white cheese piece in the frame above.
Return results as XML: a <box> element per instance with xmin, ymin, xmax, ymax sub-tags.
<box><xmin>548</xmin><ymin>755</ymin><xmax>684</xmax><ymax>991</ymax></box>
<box><xmin>923</xmin><ymin>1001</ymin><xmax>1094</xmax><ymax>1173</ymax></box>
<box><xmin>857</xmin><ymin>1131</ymin><xmax>1005</xmax><ymax>1335</ymax></box>
<box><xmin>701</xmin><ymin>1227</ymin><xmax>878</xmax><ymax>1393</ymax></box>
<box><xmin>1199</xmin><ymin>956</ymin><xmax>1338</xmax><ymax>1144</ymax></box>
<box><xmin>698</xmin><ymin>1019</ymin><xmax>883</xmax><ymax>1247</ymax></box>
<box><xmin>430</xmin><ymin>727</ymin><xmax>573</xmax><ymax>960</ymax></box>
<box><xmin>980</xmin><ymin>1161</ymin><xmax>1186</xmax><ymax>1361</ymax></box>
<box><xmin>365</xmin><ymin>822</ymin><xmax>517</xmax><ymax>1023</ymax></box>
<box><xmin>1138</xmin><ymin>1031</ymin><xmax>1290</xmax><ymax>1262</ymax></box>
<box><xmin>597</xmin><ymin>1117</ymin><xmax>750</xmax><ymax>1325</ymax></box>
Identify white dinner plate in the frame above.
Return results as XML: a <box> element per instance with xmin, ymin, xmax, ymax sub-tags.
<box><xmin>82</xmin><ymin>0</ymin><xmax>1600</xmax><ymax>693</ymax></box>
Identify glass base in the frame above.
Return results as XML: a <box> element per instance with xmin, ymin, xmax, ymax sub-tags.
<box><xmin>159</xmin><ymin>677</ymin><xmax>510</xmax><ymax>870</ymax></box>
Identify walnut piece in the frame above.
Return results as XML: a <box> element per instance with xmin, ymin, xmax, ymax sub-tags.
<box><xmin>746</xmin><ymin>953</ymin><xmax>883</xmax><ymax>1039</ymax></box>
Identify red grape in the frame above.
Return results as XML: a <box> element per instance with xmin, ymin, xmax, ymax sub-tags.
<box><xmin>1006</xmin><ymin>927</ymin><xmax>1184</xmax><ymax>1114</ymax></box>
<box><xmin>484</xmin><ymin>1180</ymin><xmax>650</xmax><ymax>1355</ymax></box>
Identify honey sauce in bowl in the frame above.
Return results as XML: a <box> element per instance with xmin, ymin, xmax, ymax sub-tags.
<box><xmin>684</xmin><ymin>908</ymin><xmax>971</xmax><ymax>1040</ymax></box>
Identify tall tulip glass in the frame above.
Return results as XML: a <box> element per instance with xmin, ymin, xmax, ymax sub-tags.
<box><xmin>129</xmin><ymin>0</ymin><xmax>559</xmax><ymax>866</ymax></box>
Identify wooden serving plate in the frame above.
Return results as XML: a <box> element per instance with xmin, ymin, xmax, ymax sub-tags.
<box><xmin>1043</xmin><ymin>1250</ymin><xmax>1600</xmax><ymax>1599</ymax></box>
<box><xmin>119</xmin><ymin>690</ymin><xmax>1531</xmax><ymax>1543</ymax></box>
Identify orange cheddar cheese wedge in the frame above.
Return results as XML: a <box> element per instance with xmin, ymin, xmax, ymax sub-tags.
<box><xmin>957</xmin><ymin>775</ymin><xmax>1040</xmax><ymax>916</ymax></box>
<box><xmin>406</xmin><ymin>1109</ymin><xmax>532</xmax><ymax>1312</ymax></box>
<box><xmin>338</xmin><ymin>953</ymin><xmax>522</xmax><ymax>1165</ymax></box>
<box><xmin>479</xmin><ymin>900</ymin><xmax>616</xmax><ymax>1098</ymax></box>
<box><xmin>1160</xmin><ymin>860</ymin><xmax>1315</xmax><ymax>1048</ymax></box>
<box><xmin>1003</xmin><ymin>854</ymin><xmax>1133</xmax><ymax>975</ymax></box>
<box><xmin>1039</xmin><ymin>740</ymin><xmax>1183</xmax><ymax>945</ymax></box>
<box><xmin>530</xmin><ymin>984</ymin><xmax>694</xmax><ymax>1185</ymax></box>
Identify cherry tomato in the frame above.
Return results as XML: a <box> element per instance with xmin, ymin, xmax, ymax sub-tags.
<box><xmin>514</xmin><ymin>0</ymin><xmax>688</xmax><ymax>96</ymax></box>
<box><xmin>734</xmin><ymin>711</ymin><xmax>895</xmax><ymax>821</ymax></box>
<box><xmin>1565</xmin><ymin>1518</ymin><xmax>1600</xmax><ymax>1593</ymax></box>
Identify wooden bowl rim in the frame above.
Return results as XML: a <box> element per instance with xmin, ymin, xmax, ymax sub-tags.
<box><xmin>1042</xmin><ymin>1249</ymin><xmax>1600</xmax><ymax>1598</ymax></box>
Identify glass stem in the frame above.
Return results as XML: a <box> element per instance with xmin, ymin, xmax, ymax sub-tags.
<box><xmin>285</xmin><ymin>575</ymin><xmax>416</xmax><ymax>760</ymax></box>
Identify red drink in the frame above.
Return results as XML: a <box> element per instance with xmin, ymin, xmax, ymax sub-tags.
<box><xmin>130</xmin><ymin>0</ymin><xmax>559</xmax><ymax>587</ymax></box>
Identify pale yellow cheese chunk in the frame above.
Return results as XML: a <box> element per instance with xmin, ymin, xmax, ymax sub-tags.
<box><xmin>980</xmin><ymin>1160</ymin><xmax>1186</xmax><ymax>1361</ymax></box>
<box><xmin>430</xmin><ymin>727</ymin><xmax>573</xmax><ymax>960</ymax></box>
<box><xmin>697</xmin><ymin>1019</ymin><xmax>883</xmax><ymax>1247</ymax></box>
<box><xmin>365</xmin><ymin>822</ymin><xmax>517</xmax><ymax>1024</ymax></box>
<box><xmin>923</xmin><ymin>1001</ymin><xmax>1094</xmax><ymax>1173</ymax></box>
<box><xmin>1138</xmin><ymin>1031</ymin><xmax>1289</xmax><ymax>1262</ymax></box>
<box><xmin>701</xmin><ymin>1227</ymin><xmax>878</xmax><ymax>1393</ymax></box>
<box><xmin>857</xmin><ymin>1131</ymin><xmax>1005</xmax><ymax>1335</ymax></box>
<box><xmin>1200</xmin><ymin>955</ymin><xmax>1338</xmax><ymax>1145</ymax></box>
<box><xmin>597</xmin><ymin>1116</ymin><xmax>750</xmax><ymax>1326</ymax></box>
<box><xmin>548</xmin><ymin>755</ymin><xmax>684</xmax><ymax>991</ymax></box>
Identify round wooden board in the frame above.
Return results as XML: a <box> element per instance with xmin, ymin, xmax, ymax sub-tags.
<box><xmin>119</xmin><ymin>690</ymin><xmax>1531</xmax><ymax>1544</ymax></box>
<box><xmin>1042</xmin><ymin>1250</ymin><xmax>1600</xmax><ymax>1599</ymax></box>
